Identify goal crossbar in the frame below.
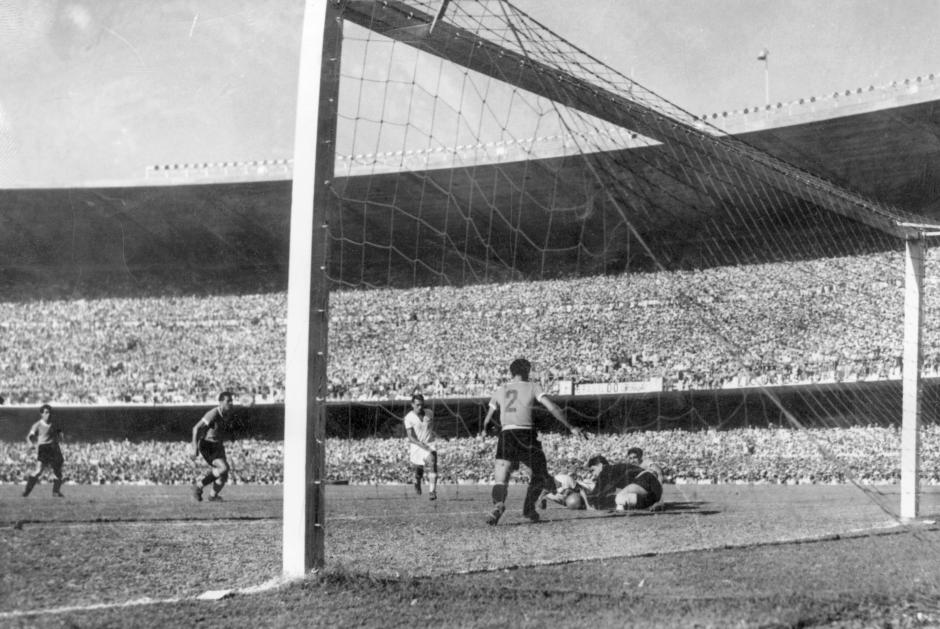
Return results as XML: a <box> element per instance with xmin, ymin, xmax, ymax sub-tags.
<box><xmin>342</xmin><ymin>0</ymin><xmax>940</xmax><ymax>240</ymax></box>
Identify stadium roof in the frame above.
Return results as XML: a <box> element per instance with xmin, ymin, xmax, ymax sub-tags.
<box><xmin>9</xmin><ymin>1</ymin><xmax>940</xmax><ymax>285</ymax></box>
<box><xmin>10</xmin><ymin>67</ymin><xmax>940</xmax><ymax>286</ymax></box>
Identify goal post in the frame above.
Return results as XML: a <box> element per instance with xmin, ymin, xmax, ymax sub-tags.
<box><xmin>283</xmin><ymin>0</ymin><xmax>342</xmax><ymax>577</ymax></box>
<box><xmin>900</xmin><ymin>236</ymin><xmax>925</xmax><ymax>520</ymax></box>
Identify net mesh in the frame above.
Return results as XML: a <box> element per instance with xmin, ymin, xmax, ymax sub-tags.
<box><xmin>326</xmin><ymin>0</ymin><xmax>928</xmax><ymax>428</ymax></box>
<box><xmin>310</xmin><ymin>0</ymin><xmax>940</xmax><ymax>519</ymax></box>
<box><xmin>293</xmin><ymin>2</ymin><xmax>940</xmax><ymax>584</ymax></box>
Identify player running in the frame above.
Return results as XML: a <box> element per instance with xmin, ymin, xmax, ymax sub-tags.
<box><xmin>480</xmin><ymin>357</ymin><xmax>583</xmax><ymax>525</ymax></box>
<box><xmin>403</xmin><ymin>393</ymin><xmax>438</xmax><ymax>500</ymax></box>
<box><xmin>22</xmin><ymin>404</ymin><xmax>66</xmax><ymax>498</ymax></box>
<box><xmin>190</xmin><ymin>391</ymin><xmax>234</xmax><ymax>502</ymax></box>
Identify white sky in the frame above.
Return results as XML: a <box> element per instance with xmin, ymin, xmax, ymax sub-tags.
<box><xmin>1</xmin><ymin>0</ymin><xmax>939</xmax><ymax>188</ymax></box>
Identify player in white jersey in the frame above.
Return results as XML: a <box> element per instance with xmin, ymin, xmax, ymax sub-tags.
<box><xmin>404</xmin><ymin>393</ymin><xmax>438</xmax><ymax>500</ymax></box>
<box><xmin>22</xmin><ymin>404</ymin><xmax>66</xmax><ymax>498</ymax></box>
<box><xmin>480</xmin><ymin>358</ymin><xmax>583</xmax><ymax>525</ymax></box>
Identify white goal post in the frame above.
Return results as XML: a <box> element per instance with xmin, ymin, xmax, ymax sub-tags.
<box><xmin>283</xmin><ymin>0</ymin><xmax>340</xmax><ymax>578</ymax></box>
<box><xmin>900</xmin><ymin>237</ymin><xmax>925</xmax><ymax>521</ymax></box>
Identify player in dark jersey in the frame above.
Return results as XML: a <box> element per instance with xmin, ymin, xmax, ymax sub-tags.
<box><xmin>582</xmin><ymin>449</ymin><xmax>663</xmax><ymax>511</ymax></box>
<box><xmin>480</xmin><ymin>358</ymin><xmax>583</xmax><ymax>525</ymax></box>
<box><xmin>22</xmin><ymin>404</ymin><xmax>65</xmax><ymax>498</ymax></box>
<box><xmin>620</xmin><ymin>446</ymin><xmax>664</xmax><ymax>510</ymax></box>
<box><xmin>190</xmin><ymin>391</ymin><xmax>234</xmax><ymax>502</ymax></box>
<box><xmin>545</xmin><ymin>449</ymin><xmax>664</xmax><ymax>512</ymax></box>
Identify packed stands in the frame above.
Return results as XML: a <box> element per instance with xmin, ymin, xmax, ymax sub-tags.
<box><xmin>1</xmin><ymin>249</ymin><xmax>935</xmax><ymax>405</ymax></box>
<box><xmin>2</xmin><ymin>425</ymin><xmax>938</xmax><ymax>486</ymax></box>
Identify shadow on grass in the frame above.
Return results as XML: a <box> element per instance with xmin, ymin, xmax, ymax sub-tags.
<box><xmin>524</xmin><ymin>501</ymin><xmax>718</xmax><ymax>525</ymax></box>
<box><xmin>614</xmin><ymin>501</ymin><xmax>720</xmax><ymax>517</ymax></box>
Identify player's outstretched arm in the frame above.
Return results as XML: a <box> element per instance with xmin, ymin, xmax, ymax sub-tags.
<box><xmin>479</xmin><ymin>407</ymin><xmax>497</xmax><ymax>437</ymax></box>
<box><xmin>540</xmin><ymin>396</ymin><xmax>583</xmax><ymax>438</ymax></box>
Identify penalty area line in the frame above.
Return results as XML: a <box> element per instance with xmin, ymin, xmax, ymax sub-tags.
<box><xmin>0</xmin><ymin>578</ymin><xmax>292</xmax><ymax>621</ymax></box>
<box><xmin>0</xmin><ymin>597</ymin><xmax>189</xmax><ymax>621</ymax></box>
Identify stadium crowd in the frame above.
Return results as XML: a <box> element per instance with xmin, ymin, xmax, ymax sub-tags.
<box><xmin>3</xmin><ymin>425</ymin><xmax>940</xmax><ymax>487</ymax></box>
<box><xmin>2</xmin><ymin>249</ymin><xmax>939</xmax><ymax>406</ymax></box>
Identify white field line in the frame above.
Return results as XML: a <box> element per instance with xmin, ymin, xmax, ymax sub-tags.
<box><xmin>0</xmin><ymin>577</ymin><xmax>295</xmax><ymax>621</ymax></box>
<box><xmin>0</xmin><ymin>597</ymin><xmax>191</xmax><ymax>621</ymax></box>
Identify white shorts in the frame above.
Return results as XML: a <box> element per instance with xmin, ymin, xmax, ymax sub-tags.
<box><xmin>409</xmin><ymin>447</ymin><xmax>435</xmax><ymax>467</ymax></box>
<box><xmin>553</xmin><ymin>473</ymin><xmax>578</xmax><ymax>492</ymax></box>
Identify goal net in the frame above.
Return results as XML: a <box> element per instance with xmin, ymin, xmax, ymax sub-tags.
<box><xmin>283</xmin><ymin>0</ymin><xmax>940</xmax><ymax>572</ymax></box>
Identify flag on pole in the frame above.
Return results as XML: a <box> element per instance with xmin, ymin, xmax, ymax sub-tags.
<box><xmin>757</xmin><ymin>49</ymin><xmax>769</xmax><ymax>61</ymax></box>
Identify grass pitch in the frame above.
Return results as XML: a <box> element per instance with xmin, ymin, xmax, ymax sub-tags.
<box><xmin>3</xmin><ymin>483</ymin><xmax>940</xmax><ymax>628</ymax></box>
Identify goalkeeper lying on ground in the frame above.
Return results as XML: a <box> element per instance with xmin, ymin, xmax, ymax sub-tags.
<box><xmin>544</xmin><ymin>447</ymin><xmax>664</xmax><ymax>512</ymax></box>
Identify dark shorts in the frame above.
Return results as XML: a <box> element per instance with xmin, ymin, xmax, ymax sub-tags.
<box><xmin>199</xmin><ymin>440</ymin><xmax>227</xmax><ymax>466</ymax></box>
<box><xmin>496</xmin><ymin>429</ymin><xmax>541</xmax><ymax>461</ymax></box>
<box><xmin>495</xmin><ymin>429</ymin><xmax>550</xmax><ymax>483</ymax></box>
<box><xmin>37</xmin><ymin>443</ymin><xmax>64</xmax><ymax>468</ymax></box>
<box><xmin>632</xmin><ymin>471</ymin><xmax>663</xmax><ymax>508</ymax></box>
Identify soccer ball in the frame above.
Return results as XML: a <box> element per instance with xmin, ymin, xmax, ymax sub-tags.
<box><xmin>565</xmin><ymin>492</ymin><xmax>585</xmax><ymax>510</ymax></box>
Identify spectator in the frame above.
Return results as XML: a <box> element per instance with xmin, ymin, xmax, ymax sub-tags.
<box><xmin>0</xmin><ymin>249</ymin><xmax>929</xmax><ymax>404</ymax></box>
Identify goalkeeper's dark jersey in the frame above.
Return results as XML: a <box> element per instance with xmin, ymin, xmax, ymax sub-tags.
<box><xmin>585</xmin><ymin>462</ymin><xmax>645</xmax><ymax>510</ymax></box>
<box><xmin>199</xmin><ymin>407</ymin><xmax>226</xmax><ymax>443</ymax></box>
